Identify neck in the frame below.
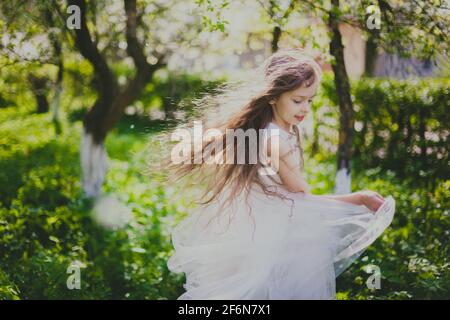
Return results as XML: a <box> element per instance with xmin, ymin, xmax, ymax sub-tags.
<box><xmin>271</xmin><ymin>116</ymin><xmax>294</xmax><ymax>135</ymax></box>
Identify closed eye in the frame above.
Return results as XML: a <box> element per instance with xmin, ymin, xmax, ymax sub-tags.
<box><xmin>293</xmin><ymin>98</ymin><xmax>314</xmax><ymax>104</ymax></box>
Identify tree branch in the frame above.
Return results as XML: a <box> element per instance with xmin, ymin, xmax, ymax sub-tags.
<box><xmin>124</xmin><ymin>0</ymin><xmax>155</xmax><ymax>78</ymax></box>
<box><xmin>99</xmin><ymin>0</ymin><xmax>167</xmax><ymax>133</ymax></box>
<box><xmin>67</xmin><ymin>0</ymin><xmax>117</xmax><ymax>93</ymax></box>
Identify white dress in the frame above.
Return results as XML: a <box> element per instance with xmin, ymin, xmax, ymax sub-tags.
<box><xmin>167</xmin><ymin>121</ymin><xmax>395</xmax><ymax>300</ymax></box>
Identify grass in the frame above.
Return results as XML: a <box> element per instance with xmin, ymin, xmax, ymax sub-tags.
<box><xmin>0</xmin><ymin>106</ymin><xmax>448</xmax><ymax>299</ymax></box>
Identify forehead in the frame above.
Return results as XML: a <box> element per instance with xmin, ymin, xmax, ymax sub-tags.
<box><xmin>289</xmin><ymin>81</ymin><xmax>319</xmax><ymax>97</ymax></box>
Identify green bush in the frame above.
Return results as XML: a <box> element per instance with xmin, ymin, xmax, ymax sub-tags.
<box><xmin>352</xmin><ymin>78</ymin><xmax>449</xmax><ymax>186</ymax></box>
<box><xmin>0</xmin><ymin>73</ymin><xmax>448</xmax><ymax>300</ymax></box>
<box><xmin>0</xmin><ymin>113</ymin><xmax>186</xmax><ymax>299</ymax></box>
<box><xmin>317</xmin><ymin>76</ymin><xmax>450</xmax><ymax>299</ymax></box>
<box><xmin>336</xmin><ymin>176</ymin><xmax>449</xmax><ymax>299</ymax></box>
<box><xmin>320</xmin><ymin>76</ymin><xmax>449</xmax><ymax>189</ymax></box>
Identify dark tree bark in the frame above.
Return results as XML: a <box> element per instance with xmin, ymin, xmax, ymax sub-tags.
<box><xmin>364</xmin><ymin>29</ymin><xmax>380</xmax><ymax>77</ymax></box>
<box><xmin>328</xmin><ymin>0</ymin><xmax>355</xmax><ymax>193</ymax></box>
<box><xmin>271</xmin><ymin>25</ymin><xmax>281</xmax><ymax>53</ymax></box>
<box><xmin>268</xmin><ymin>0</ymin><xmax>296</xmax><ymax>53</ymax></box>
<box><xmin>52</xmin><ymin>50</ymin><xmax>63</xmax><ymax>135</ymax></box>
<box><xmin>68</xmin><ymin>0</ymin><xmax>165</xmax><ymax>143</ymax></box>
<box><xmin>28</xmin><ymin>74</ymin><xmax>50</xmax><ymax>114</ymax></box>
<box><xmin>67</xmin><ymin>0</ymin><xmax>166</xmax><ymax>196</ymax></box>
<box><xmin>45</xmin><ymin>6</ymin><xmax>63</xmax><ymax>134</ymax></box>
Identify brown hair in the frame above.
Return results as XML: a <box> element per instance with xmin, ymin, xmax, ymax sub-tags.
<box><xmin>148</xmin><ymin>49</ymin><xmax>323</xmax><ymax>227</ymax></box>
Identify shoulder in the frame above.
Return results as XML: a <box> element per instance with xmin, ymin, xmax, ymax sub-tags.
<box><xmin>265</xmin><ymin>131</ymin><xmax>293</xmax><ymax>158</ymax></box>
<box><xmin>265</xmin><ymin>123</ymin><xmax>291</xmax><ymax>139</ymax></box>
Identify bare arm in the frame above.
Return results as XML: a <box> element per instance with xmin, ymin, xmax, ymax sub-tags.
<box><xmin>314</xmin><ymin>193</ymin><xmax>363</xmax><ymax>205</ymax></box>
<box><xmin>313</xmin><ymin>191</ymin><xmax>386</xmax><ymax>211</ymax></box>
<box><xmin>267</xmin><ymin>136</ymin><xmax>385</xmax><ymax>210</ymax></box>
<box><xmin>268</xmin><ymin>136</ymin><xmax>309</xmax><ymax>193</ymax></box>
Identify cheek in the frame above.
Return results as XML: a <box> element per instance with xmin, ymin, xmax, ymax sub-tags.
<box><xmin>279</xmin><ymin>98</ymin><xmax>296</xmax><ymax>114</ymax></box>
<box><xmin>289</xmin><ymin>105</ymin><xmax>298</xmax><ymax>115</ymax></box>
<box><xmin>287</xmin><ymin>101</ymin><xmax>299</xmax><ymax>114</ymax></box>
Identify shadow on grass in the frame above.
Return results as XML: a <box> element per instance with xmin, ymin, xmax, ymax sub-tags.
<box><xmin>0</xmin><ymin>140</ymin><xmax>80</xmax><ymax>209</ymax></box>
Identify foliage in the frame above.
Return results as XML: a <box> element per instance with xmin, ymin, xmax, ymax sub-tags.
<box><xmin>0</xmin><ymin>114</ymin><xmax>188</xmax><ymax>299</ymax></box>
<box><xmin>0</xmin><ymin>69</ymin><xmax>448</xmax><ymax>300</ymax></box>
<box><xmin>319</xmin><ymin>75</ymin><xmax>449</xmax><ymax>190</ymax></box>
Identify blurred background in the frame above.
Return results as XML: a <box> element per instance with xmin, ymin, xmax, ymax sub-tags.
<box><xmin>0</xmin><ymin>0</ymin><xmax>448</xmax><ymax>299</ymax></box>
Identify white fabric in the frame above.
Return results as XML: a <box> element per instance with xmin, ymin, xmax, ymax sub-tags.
<box><xmin>167</xmin><ymin>122</ymin><xmax>396</xmax><ymax>300</ymax></box>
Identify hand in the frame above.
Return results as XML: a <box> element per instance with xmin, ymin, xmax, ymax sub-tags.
<box><xmin>358</xmin><ymin>190</ymin><xmax>385</xmax><ymax>212</ymax></box>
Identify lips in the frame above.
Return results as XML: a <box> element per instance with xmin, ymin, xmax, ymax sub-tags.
<box><xmin>295</xmin><ymin>115</ymin><xmax>305</xmax><ymax>121</ymax></box>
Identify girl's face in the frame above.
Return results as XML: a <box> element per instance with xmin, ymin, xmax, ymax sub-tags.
<box><xmin>270</xmin><ymin>80</ymin><xmax>319</xmax><ymax>129</ymax></box>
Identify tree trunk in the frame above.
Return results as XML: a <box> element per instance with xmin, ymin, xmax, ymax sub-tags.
<box><xmin>28</xmin><ymin>74</ymin><xmax>49</xmax><ymax>113</ymax></box>
<box><xmin>80</xmin><ymin>127</ymin><xmax>108</xmax><ymax>197</ymax></box>
<box><xmin>51</xmin><ymin>59</ymin><xmax>63</xmax><ymax>135</ymax></box>
<box><xmin>364</xmin><ymin>29</ymin><xmax>380</xmax><ymax>77</ymax></box>
<box><xmin>69</xmin><ymin>0</ymin><xmax>165</xmax><ymax>197</ymax></box>
<box><xmin>311</xmin><ymin>108</ymin><xmax>320</xmax><ymax>155</ymax></box>
<box><xmin>328</xmin><ymin>0</ymin><xmax>355</xmax><ymax>194</ymax></box>
<box><xmin>45</xmin><ymin>6</ymin><xmax>63</xmax><ymax>134</ymax></box>
<box><xmin>271</xmin><ymin>25</ymin><xmax>281</xmax><ymax>53</ymax></box>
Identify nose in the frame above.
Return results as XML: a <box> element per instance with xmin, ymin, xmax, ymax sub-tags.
<box><xmin>300</xmin><ymin>102</ymin><xmax>310</xmax><ymax>113</ymax></box>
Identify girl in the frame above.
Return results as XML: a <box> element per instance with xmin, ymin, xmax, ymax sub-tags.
<box><xmin>165</xmin><ymin>49</ymin><xmax>395</xmax><ymax>300</ymax></box>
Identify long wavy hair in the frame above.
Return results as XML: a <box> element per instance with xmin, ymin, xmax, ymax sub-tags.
<box><xmin>149</xmin><ymin>49</ymin><xmax>323</xmax><ymax>224</ymax></box>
